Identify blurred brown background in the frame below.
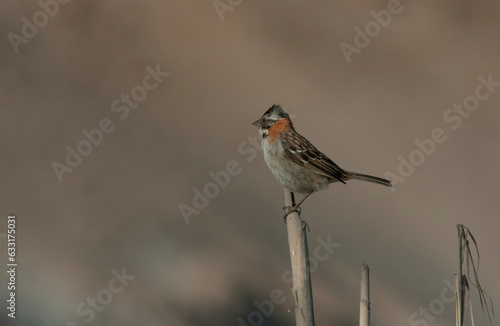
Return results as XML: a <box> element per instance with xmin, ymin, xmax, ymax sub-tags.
<box><xmin>1</xmin><ymin>1</ymin><xmax>499</xmax><ymax>325</ymax></box>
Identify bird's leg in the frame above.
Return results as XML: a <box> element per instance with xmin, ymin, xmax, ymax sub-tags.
<box><xmin>292</xmin><ymin>191</ymin><xmax>313</xmax><ymax>213</ymax></box>
<box><xmin>283</xmin><ymin>191</ymin><xmax>313</xmax><ymax>222</ymax></box>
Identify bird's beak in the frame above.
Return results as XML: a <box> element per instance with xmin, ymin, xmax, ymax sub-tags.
<box><xmin>252</xmin><ymin>119</ymin><xmax>261</xmax><ymax>127</ymax></box>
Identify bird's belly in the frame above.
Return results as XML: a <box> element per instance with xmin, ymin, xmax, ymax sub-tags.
<box><xmin>262</xmin><ymin>139</ymin><xmax>330</xmax><ymax>194</ymax></box>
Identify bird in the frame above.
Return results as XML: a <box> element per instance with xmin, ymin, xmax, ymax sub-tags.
<box><xmin>252</xmin><ymin>104</ymin><xmax>392</xmax><ymax>219</ymax></box>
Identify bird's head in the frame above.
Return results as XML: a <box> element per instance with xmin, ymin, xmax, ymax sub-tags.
<box><xmin>252</xmin><ymin>105</ymin><xmax>293</xmax><ymax>139</ymax></box>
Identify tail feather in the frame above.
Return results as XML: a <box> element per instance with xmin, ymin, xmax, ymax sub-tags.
<box><xmin>347</xmin><ymin>171</ymin><xmax>392</xmax><ymax>187</ymax></box>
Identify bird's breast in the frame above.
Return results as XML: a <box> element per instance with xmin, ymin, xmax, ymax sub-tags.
<box><xmin>261</xmin><ymin>137</ymin><xmax>331</xmax><ymax>194</ymax></box>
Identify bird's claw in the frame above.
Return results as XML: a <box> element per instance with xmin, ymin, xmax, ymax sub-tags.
<box><xmin>282</xmin><ymin>205</ymin><xmax>301</xmax><ymax>223</ymax></box>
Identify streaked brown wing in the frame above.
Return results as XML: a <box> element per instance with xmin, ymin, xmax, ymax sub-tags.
<box><xmin>282</xmin><ymin>130</ymin><xmax>348</xmax><ymax>184</ymax></box>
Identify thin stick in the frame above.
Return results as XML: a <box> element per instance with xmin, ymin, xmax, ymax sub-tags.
<box><xmin>284</xmin><ymin>187</ymin><xmax>315</xmax><ymax>326</ymax></box>
<box><xmin>360</xmin><ymin>263</ymin><xmax>370</xmax><ymax>326</ymax></box>
<box><xmin>457</xmin><ymin>224</ymin><xmax>464</xmax><ymax>326</ymax></box>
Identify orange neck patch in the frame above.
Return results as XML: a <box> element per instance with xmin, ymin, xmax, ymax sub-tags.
<box><xmin>268</xmin><ymin>118</ymin><xmax>292</xmax><ymax>143</ymax></box>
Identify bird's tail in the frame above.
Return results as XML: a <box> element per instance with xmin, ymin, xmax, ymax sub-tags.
<box><xmin>347</xmin><ymin>171</ymin><xmax>392</xmax><ymax>187</ymax></box>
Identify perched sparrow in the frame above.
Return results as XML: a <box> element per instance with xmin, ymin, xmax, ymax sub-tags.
<box><xmin>253</xmin><ymin>104</ymin><xmax>391</xmax><ymax>218</ymax></box>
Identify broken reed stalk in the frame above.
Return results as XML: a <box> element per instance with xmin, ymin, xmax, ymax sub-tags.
<box><xmin>455</xmin><ymin>224</ymin><xmax>494</xmax><ymax>326</ymax></box>
<box><xmin>283</xmin><ymin>187</ymin><xmax>315</xmax><ymax>326</ymax></box>
<box><xmin>360</xmin><ymin>263</ymin><xmax>370</xmax><ymax>326</ymax></box>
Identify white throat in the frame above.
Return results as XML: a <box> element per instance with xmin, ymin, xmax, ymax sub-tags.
<box><xmin>259</xmin><ymin>128</ymin><xmax>268</xmax><ymax>139</ymax></box>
